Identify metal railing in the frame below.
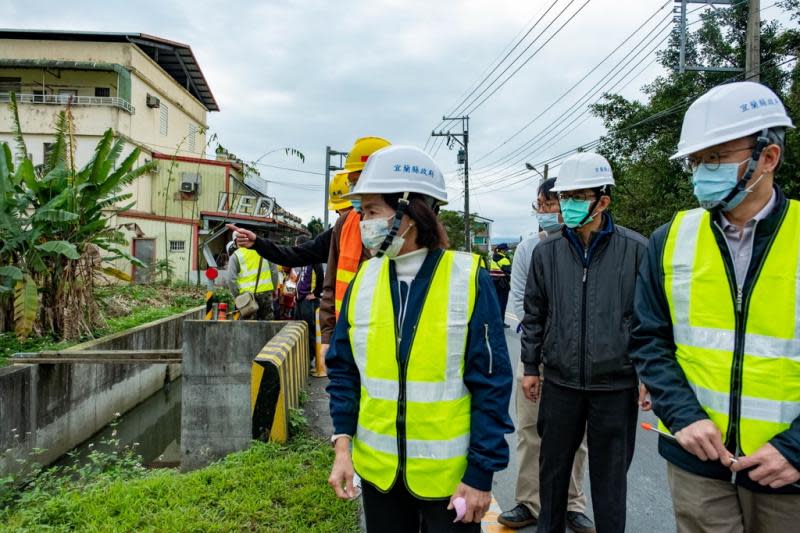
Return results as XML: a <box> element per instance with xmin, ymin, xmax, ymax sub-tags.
<box><xmin>0</xmin><ymin>92</ymin><xmax>135</xmax><ymax>114</ymax></box>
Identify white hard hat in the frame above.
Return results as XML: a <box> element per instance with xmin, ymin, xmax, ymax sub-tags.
<box><xmin>671</xmin><ymin>81</ymin><xmax>794</xmax><ymax>160</ymax></box>
<box><xmin>550</xmin><ymin>152</ymin><xmax>614</xmax><ymax>192</ymax></box>
<box><xmin>344</xmin><ymin>145</ymin><xmax>448</xmax><ymax>205</ymax></box>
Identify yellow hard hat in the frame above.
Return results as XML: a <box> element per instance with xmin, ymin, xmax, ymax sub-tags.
<box><xmin>328</xmin><ymin>172</ymin><xmax>352</xmax><ymax>211</ymax></box>
<box><xmin>342</xmin><ymin>137</ymin><xmax>391</xmax><ymax>181</ymax></box>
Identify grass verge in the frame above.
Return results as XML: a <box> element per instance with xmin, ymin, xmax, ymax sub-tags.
<box><xmin>1</xmin><ymin>434</ymin><xmax>359</xmax><ymax>532</ymax></box>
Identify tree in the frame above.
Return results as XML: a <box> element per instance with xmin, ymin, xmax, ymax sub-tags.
<box><xmin>0</xmin><ymin>96</ymin><xmax>152</xmax><ymax>339</ymax></box>
<box><xmin>306</xmin><ymin>216</ymin><xmax>324</xmax><ymax>237</ymax></box>
<box><xmin>590</xmin><ymin>2</ymin><xmax>799</xmax><ymax>237</ymax></box>
<box><xmin>439</xmin><ymin>210</ymin><xmax>485</xmax><ymax>251</ymax></box>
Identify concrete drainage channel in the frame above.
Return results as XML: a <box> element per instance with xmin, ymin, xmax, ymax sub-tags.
<box><xmin>0</xmin><ymin>311</ymin><xmax>309</xmax><ymax>477</ymax></box>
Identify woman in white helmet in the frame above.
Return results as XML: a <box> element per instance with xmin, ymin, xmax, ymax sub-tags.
<box><xmin>326</xmin><ymin>145</ymin><xmax>514</xmax><ymax>532</ymax></box>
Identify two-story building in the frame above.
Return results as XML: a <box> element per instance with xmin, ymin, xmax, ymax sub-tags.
<box><xmin>0</xmin><ymin>30</ymin><xmax>307</xmax><ymax>282</ymax></box>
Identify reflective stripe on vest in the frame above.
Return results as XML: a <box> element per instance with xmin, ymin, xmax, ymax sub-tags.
<box><xmin>661</xmin><ymin>202</ymin><xmax>800</xmax><ymax>454</ymax></box>
<box><xmin>335</xmin><ymin>209</ymin><xmax>362</xmax><ymax>318</ymax></box>
<box><xmin>235</xmin><ymin>248</ymin><xmax>274</xmax><ymax>293</ymax></box>
<box><xmin>347</xmin><ymin>250</ymin><xmax>479</xmax><ymax>498</ymax></box>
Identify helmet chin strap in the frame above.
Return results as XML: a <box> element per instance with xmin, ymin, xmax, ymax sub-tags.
<box><xmin>715</xmin><ymin>128</ymin><xmax>770</xmax><ymax>212</ymax></box>
<box><xmin>375</xmin><ymin>192</ymin><xmax>410</xmax><ymax>258</ymax></box>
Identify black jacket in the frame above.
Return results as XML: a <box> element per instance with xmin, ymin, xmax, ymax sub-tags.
<box><xmin>521</xmin><ymin>213</ymin><xmax>647</xmax><ymax>391</ymax></box>
<box><xmin>630</xmin><ymin>186</ymin><xmax>800</xmax><ymax>494</ymax></box>
<box><xmin>252</xmin><ymin>228</ymin><xmax>332</xmax><ymax>267</ymax></box>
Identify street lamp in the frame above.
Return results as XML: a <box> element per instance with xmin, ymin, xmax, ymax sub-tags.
<box><xmin>525</xmin><ymin>162</ymin><xmax>548</xmax><ymax>179</ymax></box>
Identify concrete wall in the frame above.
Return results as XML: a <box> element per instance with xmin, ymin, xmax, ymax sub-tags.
<box><xmin>0</xmin><ymin>306</ymin><xmax>203</xmax><ymax>476</ymax></box>
<box><xmin>181</xmin><ymin>320</ymin><xmax>309</xmax><ymax>470</ymax></box>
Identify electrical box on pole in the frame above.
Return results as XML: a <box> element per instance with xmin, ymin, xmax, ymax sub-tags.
<box><xmin>432</xmin><ymin>116</ymin><xmax>471</xmax><ymax>252</ymax></box>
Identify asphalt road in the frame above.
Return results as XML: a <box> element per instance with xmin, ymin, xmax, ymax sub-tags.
<box><xmin>493</xmin><ymin>320</ymin><xmax>676</xmax><ymax>533</ymax></box>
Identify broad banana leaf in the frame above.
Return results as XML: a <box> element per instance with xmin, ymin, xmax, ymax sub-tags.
<box><xmin>14</xmin><ymin>275</ymin><xmax>38</xmax><ymax>339</ymax></box>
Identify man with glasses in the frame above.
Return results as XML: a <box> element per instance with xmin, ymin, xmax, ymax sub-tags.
<box><xmin>521</xmin><ymin>153</ymin><xmax>646</xmax><ymax>533</ymax></box>
<box><xmin>631</xmin><ymin>82</ymin><xmax>800</xmax><ymax>532</ymax></box>
<box><xmin>499</xmin><ymin>178</ymin><xmax>595</xmax><ymax>532</ymax></box>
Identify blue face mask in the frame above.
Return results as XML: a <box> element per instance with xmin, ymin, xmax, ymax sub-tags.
<box><xmin>536</xmin><ymin>212</ymin><xmax>562</xmax><ymax>233</ymax></box>
<box><xmin>559</xmin><ymin>199</ymin><xmax>594</xmax><ymax>229</ymax></box>
<box><xmin>691</xmin><ymin>158</ymin><xmax>751</xmax><ymax>211</ymax></box>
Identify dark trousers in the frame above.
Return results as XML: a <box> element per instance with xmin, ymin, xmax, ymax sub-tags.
<box><xmin>492</xmin><ymin>278</ymin><xmax>510</xmax><ymax>322</ymax></box>
<box><xmin>294</xmin><ymin>297</ymin><xmax>319</xmax><ymax>363</ymax></box>
<box><xmin>254</xmin><ymin>292</ymin><xmax>274</xmax><ymax>321</ymax></box>
<box><xmin>537</xmin><ymin>380</ymin><xmax>637</xmax><ymax>533</ymax></box>
<box><xmin>362</xmin><ymin>480</ymin><xmax>480</xmax><ymax>533</ymax></box>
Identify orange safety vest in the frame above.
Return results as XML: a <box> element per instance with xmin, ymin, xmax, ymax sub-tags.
<box><xmin>335</xmin><ymin>209</ymin><xmax>363</xmax><ymax>318</ymax></box>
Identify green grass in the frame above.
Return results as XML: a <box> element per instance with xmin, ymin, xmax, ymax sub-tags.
<box><xmin>0</xmin><ymin>436</ymin><xmax>360</xmax><ymax>532</ymax></box>
<box><xmin>0</xmin><ymin>283</ymin><xmax>204</xmax><ymax>367</ymax></box>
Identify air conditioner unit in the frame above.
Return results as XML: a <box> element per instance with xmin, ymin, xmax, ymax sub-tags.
<box><xmin>146</xmin><ymin>94</ymin><xmax>161</xmax><ymax>108</ymax></box>
<box><xmin>180</xmin><ymin>172</ymin><xmax>200</xmax><ymax>194</ymax></box>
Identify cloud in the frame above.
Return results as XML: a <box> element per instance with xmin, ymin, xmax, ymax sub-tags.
<box><xmin>5</xmin><ymin>0</ymin><xmax>791</xmax><ymax>236</ymax></box>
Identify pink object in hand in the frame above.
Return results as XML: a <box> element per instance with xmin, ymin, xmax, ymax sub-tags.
<box><xmin>453</xmin><ymin>497</ymin><xmax>467</xmax><ymax>522</ymax></box>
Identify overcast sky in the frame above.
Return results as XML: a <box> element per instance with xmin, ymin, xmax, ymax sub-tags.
<box><xmin>5</xmin><ymin>0</ymin><xmax>791</xmax><ymax>239</ymax></box>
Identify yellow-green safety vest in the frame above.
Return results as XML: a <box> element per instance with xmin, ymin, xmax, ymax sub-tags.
<box><xmin>661</xmin><ymin>202</ymin><xmax>800</xmax><ymax>455</ymax></box>
<box><xmin>347</xmin><ymin>250</ymin><xmax>480</xmax><ymax>498</ymax></box>
<box><xmin>234</xmin><ymin>248</ymin><xmax>274</xmax><ymax>293</ymax></box>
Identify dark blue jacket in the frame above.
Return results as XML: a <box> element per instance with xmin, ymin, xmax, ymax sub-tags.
<box><xmin>327</xmin><ymin>248</ymin><xmax>514</xmax><ymax>492</ymax></box>
<box><xmin>630</xmin><ymin>185</ymin><xmax>800</xmax><ymax>494</ymax></box>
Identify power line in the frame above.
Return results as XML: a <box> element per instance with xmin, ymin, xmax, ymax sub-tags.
<box><xmin>471</xmin><ymin>1</ymin><xmax>672</xmax><ymax>165</ymax></box>
<box><xmin>469</xmin><ymin>19</ymin><xmax>673</xmax><ymax>182</ymax></box>
<box><xmin>477</xmin><ymin>55</ymin><xmax>798</xmax><ymax>195</ymax></box>
<box><xmin>459</xmin><ymin>0</ymin><xmax>594</xmax><ymax>116</ymax></box>
<box><xmin>424</xmin><ymin>1</ymin><xmax>563</xmax><ymax>150</ymax></box>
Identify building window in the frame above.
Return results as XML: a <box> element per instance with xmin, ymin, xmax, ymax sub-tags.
<box><xmin>169</xmin><ymin>240</ymin><xmax>186</xmax><ymax>253</ymax></box>
<box><xmin>160</xmin><ymin>103</ymin><xmax>169</xmax><ymax>136</ymax></box>
<box><xmin>187</xmin><ymin>124</ymin><xmax>197</xmax><ymax>152</ymax></box>
<box><xmin>95</xmin><ymin>87</ymin><xmax>110</xmax><ymax>98</ymax></box>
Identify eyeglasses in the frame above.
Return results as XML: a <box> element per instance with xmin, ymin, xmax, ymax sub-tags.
<box><xmin>558</xmin><ymin>191</ymin><xmax>597</xmax><ymax>202</ymax></box>
<box><xmin>532</xmin><ymin>200</ymin><xmax>560</xmax><ymax>213</ymax></box>
<box><xmin>683</xmin><ymin>145</ymin><xmax>755</xmax><ymax>173</ymax></box>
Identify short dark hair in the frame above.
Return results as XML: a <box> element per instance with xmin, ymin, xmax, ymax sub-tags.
<box><xmin>383</xmin><ymin>193</ymin><xmax>450</xmax><ymax>249</ymax></box>
<box><xmin>537</xmin><ymin>178</ymin><xmax>558</xmax><ymax>201</ymax></box>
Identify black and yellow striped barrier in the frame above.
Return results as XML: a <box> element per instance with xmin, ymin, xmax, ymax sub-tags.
<box><xmin>250</xmin><ymin>321</ymin><xmax>309</xmax><ymax>443</ymax></box>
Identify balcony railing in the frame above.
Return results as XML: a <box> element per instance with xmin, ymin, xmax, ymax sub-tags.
<box><xmin>0</xmin><ymin>92</ymin><xmax>135</xmax><ymax>114</ymax></box>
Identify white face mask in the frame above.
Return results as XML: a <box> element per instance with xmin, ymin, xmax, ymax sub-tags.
<box><xmin>360</xmin><ymin>216</ymin><xmax>414</xmax><ymax>258</ymax></box>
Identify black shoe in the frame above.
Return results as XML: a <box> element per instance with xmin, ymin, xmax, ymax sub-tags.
<box><xmin>497</xmin><ymin>504</ymin><xmax>537</xmax><ymax>528</ymax></box>
<box><xmin>567</xmin><ymin>511</ymin><xmax>596</xmax><ymax>533</ymax></box>
<box><xmin>504</xmin><ymin>323</ymin><xmax>511</xmax><ymax>328</ymax></box>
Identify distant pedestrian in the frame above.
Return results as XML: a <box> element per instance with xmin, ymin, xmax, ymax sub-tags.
<box><xmin>521</xmin><ymin>152</ymin><xmax>646</xmax><ymax>533</ymax></box>
<box><xmin>490</xmin><ymin>243</ymin><xmax>512</xmax><ymax>327</ymax></box>
<box><xmin>226</xmin><ymin>241</ymin><xmax>278</xmax><ymax>320</ymax></box>
<box><xmin>292</xmin><ymin>236</ymin><xmax>324</xmax><ymax>371</ymax></box>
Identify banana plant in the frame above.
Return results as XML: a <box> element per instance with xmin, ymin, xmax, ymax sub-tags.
<box><xmin>0</xmin><ymin>94</ymin><xmax>154</xmax><ymax>339</ymax></box>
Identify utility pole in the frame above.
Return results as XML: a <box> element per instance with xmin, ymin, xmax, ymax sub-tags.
<box><xmin>746</xmin><ymin>0</ymin><xmax>761</xmax><ymax>82</ymax></box>
<box><xmin>674</xmin><ymin>1</ymin><xmax>743</xmax><ymax>74</ymax></box>
<box><xmin>432</xmin><ymin>116</ymin><xmax>470</xmax><ymax>251</ymax></box>
<box><xmin>323</xmin><ymin>146</ymin><xmax>347</xmax><ymax>229</ymax></box>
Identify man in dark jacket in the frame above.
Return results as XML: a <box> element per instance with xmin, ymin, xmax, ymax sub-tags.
<box><xmin>490</xmin><ymin>244</ymin><xmax>513</xmax><ymax>328</ymax></box>
<box><xmin>630</xmin><ymin>82</ymin><xmax>799</xmax><ymax>532</ymax></box>
<box><xmin>521</xmin><ymin>152</ymin><xmax>646</xmax><ymax>533</ymax></box>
